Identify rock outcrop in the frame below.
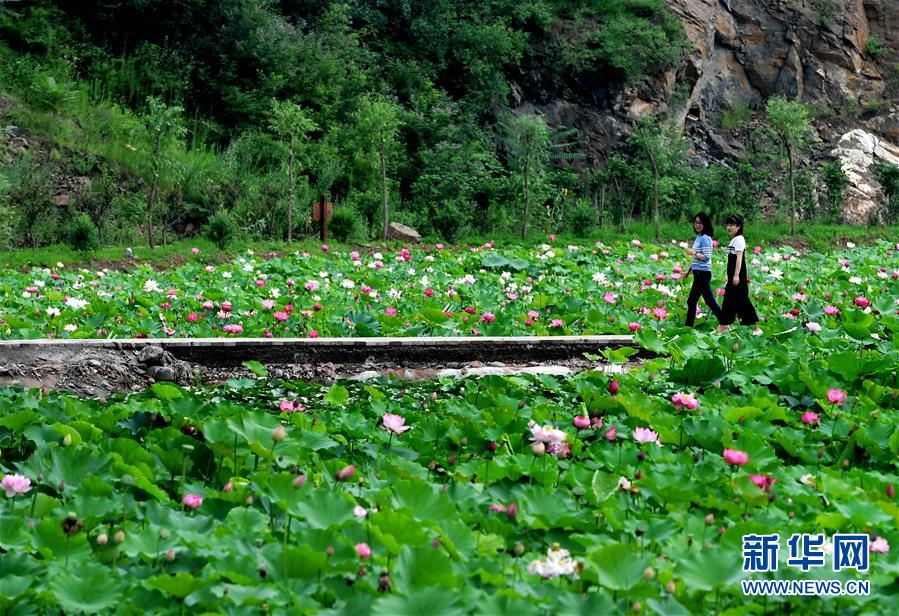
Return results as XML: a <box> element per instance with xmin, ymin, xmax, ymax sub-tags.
<box><xmin>831</xmin><ymin>128</ymin><xmax>899</xmax><ymax>223</ymax></box>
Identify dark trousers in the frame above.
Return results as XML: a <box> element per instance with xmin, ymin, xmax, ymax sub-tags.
<box><xmin>719</xmin><ymin>282</ymin><xmax>760</xmax><ymax>326</ymax></box>
<box><xmin>685</xmin><ymin>270</ymin><xmax>722</xmax><ymax>327</ymax></box>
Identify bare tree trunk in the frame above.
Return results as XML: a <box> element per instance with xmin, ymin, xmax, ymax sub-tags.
<box><xmin>787</xmin><ymin>144</ymin><xmax>796</xmax><ymax>235</ymax></box>
<box><xmin>599</xmin><ymin>184</ymin><xmax>606</xmax><ymax>228</ymax></box>
<box><xmin>522</xmin><ymin>153</ymin><xmax>531</xmax><ymax>241</ymax></box>
<box><xmin>380</xmin><ymin>140</ymin><xmax>388</xmax><ymax>242</ymax></box>
<box><xmin>287</xmin><ymin>135</ymin><xmax>294</xmax><ymax>242</ymax></box>
<box><xmin>649</xmin><ymin>153</ymin><xmax>661</xmax><ymax>242</ymax></box>
<box><xmin>147</xmin><ymin>133</ymin><xmax>161</xmax><ymax>249</ymax></box>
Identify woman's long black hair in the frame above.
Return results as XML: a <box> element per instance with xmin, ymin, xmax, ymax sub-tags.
<box><xmin>693</xmin><ymin>212</ymin><xmax>714</xmax><ymax>238</ymax></box>
<box><xmin>725</xmin><ymin>214</ymin><xmax>745</xmax><ymax>235</ymax></box>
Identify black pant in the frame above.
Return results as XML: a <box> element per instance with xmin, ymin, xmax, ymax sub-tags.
<box><xmin>719</xmin><ymin>281</ymin><xmax>760</xmax><ymax>326</ymax></box>
<box><xmin>685</xmin><ymin>270</ymin><xmax>722</xmax><ymax>327</ymax></box>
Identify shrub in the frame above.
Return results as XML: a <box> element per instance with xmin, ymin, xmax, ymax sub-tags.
<box><xmin>720</xmin><ymin>100</ymin><xmax>751</xmax><ymax>131</ymax></box>
<box><xmin>205</xmin><ymin>210</ymin><xmax>235</xmax><ymax>249</ymax></box>
<box><xmin>568</xmin><ymin>202</ymin><xmax>596</xmax><ymax>238</ymax></box>
<box><xmin>328</xmin><ymin>207</ymin><xmax>362</xmax><ymax>242</ymax></box>
<box><xmin>67</xmin><ymin>213</ymin><xmax>99</xmax><ymax>252</ymax></box>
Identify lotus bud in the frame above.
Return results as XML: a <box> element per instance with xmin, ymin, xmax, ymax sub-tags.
<box><xmin>272</xmin><ymin>426</ymin><xmax>286</xmax><ymax>442</ymax></box>
<box><xmin>165</xmin><ymin>548</ymin><xmax>176</xmax><ymax>562</ymax></box>
<box><xmin>114</xmin><ymin>530</ymin><xmax>126</xmax><ymax>544</ymax></box>
<box><xmin>293</xmin><ymin>474</ymin><xmax>306</xmax><ymax>488</ymax></box>
<box><xmin>63</xmin><ymin>433</ymin><xmax>72</xmax><ymax>447</ymax></box>
<box><xmin>96</xmin><ymin>533</ymin><xmax>109</xmax><ymax>545</ymax></box>
<box><xmin>643</xmin><ymin>566</ymin><xmax>655</xmax><ymax>580</ymax></box>
<box><xmin>531</xmin><ymin>442</ymin><xmax>545</xmax><ymax>456</ymax></box>
<box><xmin>666</xmin><ymin>581</ymin><xmax>676</xmax><ymax>593</ymax></box>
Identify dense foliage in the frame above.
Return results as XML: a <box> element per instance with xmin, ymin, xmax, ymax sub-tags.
<box><xmin>0</xmin><ymin>1</ymin><xmax>882</xmax><ymax>250</ymax></box>
<box><xmin>2</xmin><ymin>313</ymin><xmax>899</xmax><ymax>612</ymax></box>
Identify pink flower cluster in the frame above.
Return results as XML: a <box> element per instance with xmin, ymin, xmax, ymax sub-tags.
<box><xmin>723</xmin><ymin>448</ymin><xmax>749</xmax><ymax>466</ymax></box>
<box><xmin>671</xmin><ymin>392</ymin><xmax>699</xmax><ymax>411</ymax></box>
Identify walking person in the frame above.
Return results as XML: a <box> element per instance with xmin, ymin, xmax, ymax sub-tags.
<box><xmin>717</xmin><ymin>214</ymin><xmax>762</xmax><ymax>335</ymax></box>
<box><xmin>682</xmin><ymin>212</ymin><xmax>722</xmax><ymax>327</ymax></box>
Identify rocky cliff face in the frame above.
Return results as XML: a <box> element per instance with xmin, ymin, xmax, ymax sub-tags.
<box><xmin>663</xmin><ymin>0</ymin><xmax>899</xmax><ymax>222</ymax></box>
<box><xmin>536</xmin><ymin>1</ymin><xmax>898</xmax><ymax>223</ymax></box>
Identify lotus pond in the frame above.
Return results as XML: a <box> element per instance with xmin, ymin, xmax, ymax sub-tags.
<box><xmin>1</xmin><ymin>239</ymin><xmax>897</xmax><ymax>339</ymax></box>
<box><xmin>2</xmin><ymin>238</ymin><xmax>899</xmax><ymax>614</ymax></box>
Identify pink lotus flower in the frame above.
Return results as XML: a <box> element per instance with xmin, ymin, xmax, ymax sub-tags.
<box><xmin>279</xmin><ymin>400</ymin><xmax>299</xmax><ymax>412</ymax></box>
<box><xmin>723</xmin><ymin>448</ymin><xmax>749</xmax><ymax>466</ymax></box>
<box><xmin>753</xmin><ymin>246</ymin><xmax>762</xmax><ymax>254</ymax></box>
<box><xmin>262</xmin><ymin>299</ymin><xmax>275</xmax><ymax>309</ymax></box>
<box><xmin>871</xmin><ymin>537</ymin><xmax>890</xmax><ymax>553</ymax></box>
<box><xmin>801</xmin><ymin>411</ymin><xmax>819</xmax><ymax>425</ymax></box>
<box><xmin>605</xmin><ymin>426</ymin><xmax>617</xmax><ymax>441</ymax></box>
<box><xmin>527</xmin><ymin>420</ymin><xmax>566</xmax><ymax>444</ymax></box>
<box><xmin>202</xmin><ymin>300</ymin><xmax>214</xmax><ymax>310</ymax></box>
<box><xmin>192</xmin><ymin>247</ymin><xmax>200</xmax><ymax>254</ymax></box>
<box><xmin>672</xmin><ymin>392</ymin><xmax>699</xmax><ymax>411</ymax></box>
<box><xmin>336</xmin><ymin>465</ymin><xmax>356</xmax><ymax>481</ymax></box>
<box><xmin>381</xmin><ymin>413</ymin><xmax>412</xmax><ymax>435</ymax></box>
<box><xmin>608</xmin><ymin>380</ymin><xmax>619</xmax><ymax>395</ymax></box>
<box><xmin>222</xmin><ymin>324</ymin><xmax>244</xmax><ymax>334</ymax></box>
<box><xmin>350</xmin><ymin>251</ymin><xmax>360</xmax><ymax>261</ymax></box>
<box><xmin>308</xmin><ymin>330</ymin><xmax>319</xmax><ymax>338</ymax></box>
<box><xmin>628</xmin><ymin>322</ymin><xmax>640</xmax><ymax>331</ymax></box>
<box><xmin>321</xmin><ymin>244</ymin><xmax>329</xmax><ymax>252</ymax></box>
<box><xmin>826</xmin><ymin>388</ymin><xmax>847</xmax><ymax>405</ymax></box>
<box><xmin>435</xmin><ymin>243</ymin><xmax>444</xmax><ymax>250</ymax></box>
<box><xmin>550</xmin><ymin>319</ymin><xmax>565</xmax><ymax>328</ymax></box>
<box><xmin>592</xmin><ymin>416</ymin><xmax>603</xmax><ymax>429</ymax></box>
<box><xmin>424</xmin><ymin>288</ymin><xmax>434</xmax><ymax>297</ymax></box>
<box><xmin>355</xmin><ymin>542</ymin><xmax>372</xmax><ymax>559</ymax></box>
<box><xmin>749</xmin><ymin>474</ymin><xmax>776</xmax><ymax>492</ymax></box>
<box><xmin>825</xmin><ymin>304</ymin><xmax>839</xmax><ymax>315</ymax></box>
<box><xmin>489</xmin><ymin>503</ymin><xmax>506</xmax><ymax>513</ymax></box>
<box><xmin>273</xmin><ymin>311</ymin><xmax>288</xmax><ymax>322</ymax></box>
<box><xmin>854</xmin><ymin>296</ymin><xmax>870</xmax><ymax>308</ymax></box>
<box><xmin>573</xmin><ymin>415</ymin><xmax>590</xmax><ymax>429</ymax></box>
<box><xmin>2</xmin><ymin>474</ymin><xmax>31</xmax><ymax>497</ymax></box>
<box><xmin>548</xmin><ymin>234</ymin><xmax>556</xmax><ymax>241</ymax></box>
<box><xmin>633</xmin><ymin>427</ymin><xmax>661</xmax><ymax>446</ymax></box>
<box><xmin>182</xmin><ymin>494</ymin><xmax>203</xmax><ymax>509</ymax></box>
<box><xmin>187</xmin><ymin>312</ymin><xmax>199</xmax><ymax>322</ymax></box>
<box><xmin>652</xmin><ymin>307</ymin><xmax>668</xmax><ymax>320</ymax></box>
<box><xmin>604</xmin><ymin>292</ymin><xmax>617</xmax><ymax>304</ymax></box>
<box><xmin>481</xmin><ymin>312</ymin><xmax>496</xmax><ymax>323</ymax></box>
<box><xmin>304</xmin><ymin>280</ymin><xmax>319</xmax><ymax>292</ymax></box>
<box><xmin>806</xmin><ymin>322</ymin><xmax>822</xmax><ymax>333</ymax></box>
<box><xmin>222</xmin><ymin>301</ymin><xmax>232</xmax><ymax>312</ymax></box>
<box><xmin>527</xmin><ymin>310</ymin><xmax>540</xmax><ymax>319</ymax></box>
<box><xmin>385</xmin><ymin>307</ymin><xmax>397</xmax><ymax>316</ymax></box>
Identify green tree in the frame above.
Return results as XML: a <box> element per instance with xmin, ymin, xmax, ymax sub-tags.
<box><xmin>764</xmin><ymin>97</ymin><xmax>815</xmax><ymax>235</ymax></box>
<box><xmin>629</xmin><ymin>114</ymin><xmax>687</xmax><ymax>242</ymax></box>
<box><xmin>820</xmin><ymin>161</ymin><xmax>850</xmax><ymax>223</ymax></box>
<box><xmin>141</xmin><ymin>96</ymin><xmax>186</xmax><ymax>249</ymax></box>
<box><xmin>874</xmin><ymin>161</ymin><xmax>899</xmax><ymax>225</ymax></box>
<box><xmin>501</xmin><ymin>114</ymin><xmax>580</xmax><ymax>240</ymax></box>
<box><xmin>268</xmin><ymin>99</ymin><xmax>317</xmax><ymax>242</ymax></box>
<box><xmin>354</xmin><ymin>94</ymin><xmax>402</xmax><ymax>241</ymax></box>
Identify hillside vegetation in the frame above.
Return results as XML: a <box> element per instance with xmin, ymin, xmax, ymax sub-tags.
<box><xmin>0</xmin><ymin>1</ymin><xmax>894</xmax><ymax>252</ymax></box>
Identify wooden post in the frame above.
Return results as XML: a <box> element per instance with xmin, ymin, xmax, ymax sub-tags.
<box><xmin>320</xmin><ymin>195</ymin><xmax>328</xmax><ymax>243</ymax></box>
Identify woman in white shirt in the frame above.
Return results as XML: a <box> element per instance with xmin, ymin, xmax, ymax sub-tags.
<box><xmin>717</xmin><ymin>214</ymin><xmax>762</xmax><ymax>335</ymax></box>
